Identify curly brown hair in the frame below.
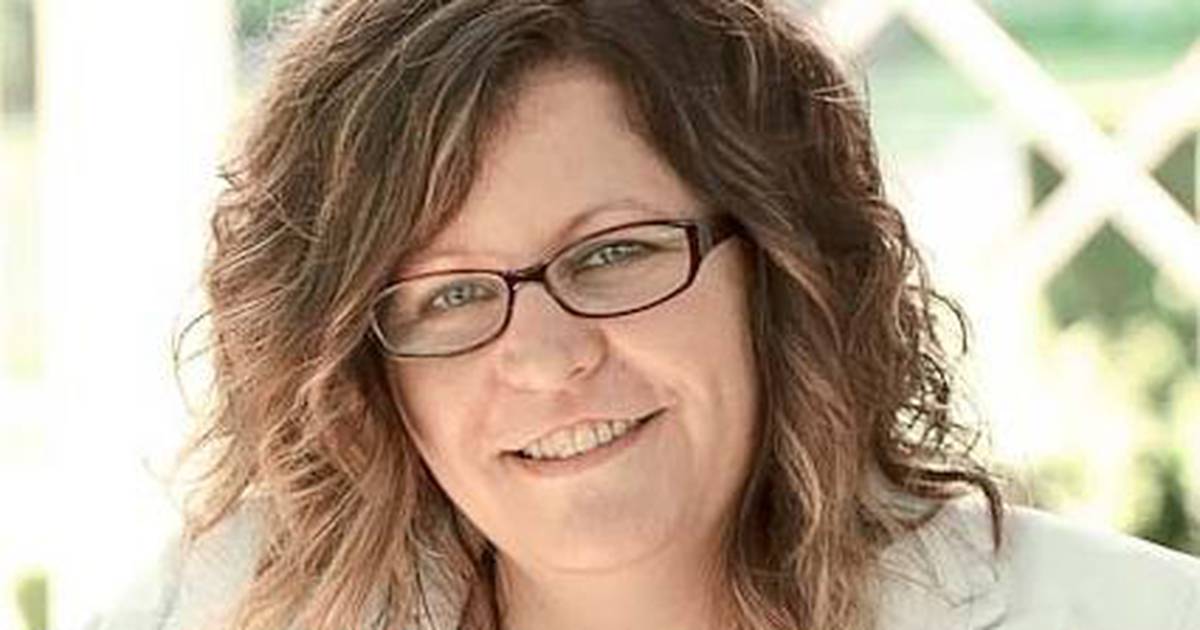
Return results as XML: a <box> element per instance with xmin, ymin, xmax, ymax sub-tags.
<box><xmin>175</xmin><ymin>1</ymin><xmax>1004</xmax><ymax>629</ymax></box>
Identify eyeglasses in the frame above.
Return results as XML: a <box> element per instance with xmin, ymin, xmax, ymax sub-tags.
<box><xmin>369</xmin><ymin>215</ymin><xmax>742</xmax><ymax>359</ymax></box>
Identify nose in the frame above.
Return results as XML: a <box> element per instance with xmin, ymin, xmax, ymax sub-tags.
<box><xmin>494</xmin><ymin>281</ymin><xmax>606</xmax><ymax>391</ymax></box>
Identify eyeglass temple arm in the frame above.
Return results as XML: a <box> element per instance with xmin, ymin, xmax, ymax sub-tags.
<box><xmin>699</xmin><ymin>215</ymin><xmax>742</xmax><ymax>253</ymax></box>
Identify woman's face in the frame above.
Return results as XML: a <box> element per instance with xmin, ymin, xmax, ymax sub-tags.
<box><xmin>386</xmin><ymin>63</ymin><xmax>760</xmax><ymax>573</ymax></box>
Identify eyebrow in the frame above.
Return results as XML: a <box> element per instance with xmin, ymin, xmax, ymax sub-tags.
<box><xmin>403</xmin><ymin>197</ymin><xmax>673</xmax><ymax>269</ymax></box>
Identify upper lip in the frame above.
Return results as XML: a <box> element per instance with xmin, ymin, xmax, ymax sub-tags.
<box><xmin>504</xmin><ymin>407</ymin><xmax>665</xmax><ymax>454</ymax></box>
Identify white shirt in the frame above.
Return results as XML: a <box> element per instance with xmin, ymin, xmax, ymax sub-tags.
<box><xmin>85</xmin><ymin>497</ymin><xmax>1200</xmax><ymax>629</ymax></box>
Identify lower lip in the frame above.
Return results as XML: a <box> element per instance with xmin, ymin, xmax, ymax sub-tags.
<box><xmin>506</xmin><ymin>408</ymin><xmax>666</xmax><ymax>478</ymax></box>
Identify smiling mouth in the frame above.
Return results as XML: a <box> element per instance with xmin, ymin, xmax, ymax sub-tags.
<box><xmin>510</xmin><ymin>408</ymin><xmax>664</xmax><ymax>461</ymax></box>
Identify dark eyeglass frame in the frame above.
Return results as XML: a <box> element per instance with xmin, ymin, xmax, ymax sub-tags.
<box><xmin>369</xmin><ymin>214</ymin><xmax>743</xmax><ymax>359</ymax></box>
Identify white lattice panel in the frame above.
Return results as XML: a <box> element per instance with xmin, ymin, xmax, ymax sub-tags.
<box><xmin>814</xmin><ymin>0</ymin><xmax>1200</xmax><ymax>524</ymax></box>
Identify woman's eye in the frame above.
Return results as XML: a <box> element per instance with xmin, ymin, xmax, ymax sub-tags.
<box><xmin>428</xmin><ymin>281</ymin><xmax>494</xmax><ymax>312</ymax></box>
<box><xmin>576</xmin><ymin>241</ymin><xmax>650</xmax><ymax>269</ymax></box>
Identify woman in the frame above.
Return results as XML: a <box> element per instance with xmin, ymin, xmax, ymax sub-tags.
<box><xmin>90</xmin><ymin>1</ymin><xmax>1199</xmax><ymax>629</ymax></box>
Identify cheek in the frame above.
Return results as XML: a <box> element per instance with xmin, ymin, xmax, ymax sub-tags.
<box><xmin>614</xmin><ymin>247</ymin><xmax>760</xmax><ymax>439</ymax></box>
<box><xmin>386</xmin><ymin>363</ymin><xmax>467</xmax><ymax>465</ymax></box>
<box><xmin>648</xmin><ymin>250</ymin><xmax>756</xmax><ymax>373</ymax></box>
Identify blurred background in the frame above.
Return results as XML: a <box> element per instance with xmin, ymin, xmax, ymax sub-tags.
<box><xmin>0</xmin><ymin>0</ymin><xmax>1197</xmax><ymax>628</ymax></box>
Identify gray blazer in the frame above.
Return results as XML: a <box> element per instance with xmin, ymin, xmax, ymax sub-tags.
<box><xmin>86</xmin><ymin>498</ymin><xmax>1200</xmax><ymax>630</ymax></box>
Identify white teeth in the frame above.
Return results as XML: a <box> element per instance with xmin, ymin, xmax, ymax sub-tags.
<box><xmin>552</xmin><ymin>430</ymin><xmax>573</xmax><ymax>459</ymax></box>
<box><xmin>574</xmin><ymin>425</ymin><xmax>598</xmax><ymax>452</ymax></box>
<box><xmin>519</xmin><ymin>415</ymin><xmax>651</xmax><ymax>461</ymax></box>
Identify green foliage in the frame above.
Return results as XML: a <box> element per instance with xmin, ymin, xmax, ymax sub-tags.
<box><xmin>234</xmin><ymin>0</ymin><xmax>310</xmax><ymax>45</ymax></box>
<box><xmin>1044</xmin><ymin>226</ymin><xmax>1198</xmax><ymax>387</ymax></box>
<box><xmin>1134</xmin><ymin>449</ymin><xmax>1200</xmax><ymax>554</ymax></box>
<box><xmin>986</xmin><ymin>0</ymin><xmax>1200</xmax><ymax>50</ymax></box>
<box><xmin>15</xmin><ymin>569</ymin><xmax>47</xmax><ymax>630</ymax></box>
<box><xmin>1155</xmin><ymin>135</ymin><xmax>1198</xmax><ymax>213</ymax></box>
<box><xmin>2</xmin><ymin>0</ymin><xmax>36</xmax><ymax>116</ymax></box>
<box><xmin>1030</xmin><ymin>133</ymin><xmax>1200</xmax><ymax>555</ymax></box>
<box><xmin>1038</xmin><ymin>136</ymin><xmax>1199</xmax><ymax>410</ymax></box>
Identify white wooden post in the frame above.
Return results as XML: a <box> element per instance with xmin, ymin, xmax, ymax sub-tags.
<box><xmin>35</xmin><ymin>1</ymin><xmax>235</xmax><ymax>626</ymax></box>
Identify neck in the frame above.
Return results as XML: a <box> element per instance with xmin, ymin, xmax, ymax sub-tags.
<box><xmin>494</xmin><ymin>529</ymin><xmax>734</xmax><ymax>630</ymax></box>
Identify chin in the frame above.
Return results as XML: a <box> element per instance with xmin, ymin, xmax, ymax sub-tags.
<box><xmin>519</xmin><ymin>513</ymin><xmax>679</xmax><ymax>572</ymax></box>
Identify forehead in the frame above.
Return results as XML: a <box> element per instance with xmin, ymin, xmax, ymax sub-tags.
<box><xmin>401</xmin><ymin>63</ymin><xmax>703</xmax><ymax>273</ymax></box>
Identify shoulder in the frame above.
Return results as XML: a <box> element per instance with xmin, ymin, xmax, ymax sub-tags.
<box><xmin>997</xmin><ymin>504</ymin><xmax>1200</xmax><ymax>629</ymax></box>
<box><xmin>83</xmin><ymin>501</ymin><xmax>267</xmax><ymax>630</ymax></box>
<box><xmin>84</xmin><ymin>499</ymin><xmax>455</xmax><ymax>630</ymax></box>
<box><xmin>876</xmin><ymin>496</ymin><xmax>1200</xmax><ymax>630</ymax></box>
